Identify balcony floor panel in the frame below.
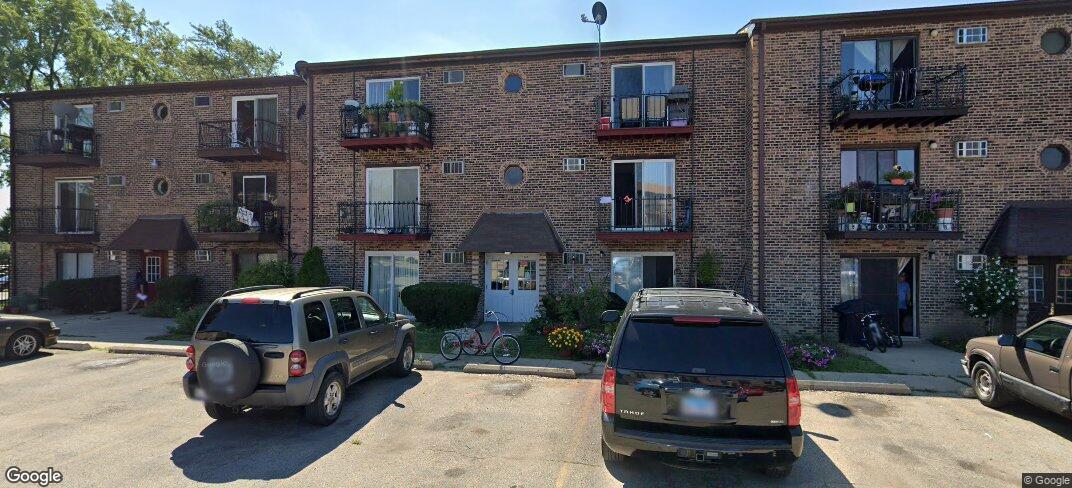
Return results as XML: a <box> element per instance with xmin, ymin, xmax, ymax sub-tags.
<box><xmin>596</xmin><ymin>231</ymin><xmax>693</xmax><ymax>241</ymax></box>
<box><xmin>12</xmin><ymin>232</ymin><xmax>100</xmax><ymax>243</ymax></box>
<box><xmin>14</xmin><ymin>153</ymin><xmax>100</xmax><ymax>168</ymax></box>
<box><xmin>340</xmin><ymin>136</ymin><xmax>432</xmax><ymax>151</ymax></box>
<box><xmin>831</xmin><ymin>107</ymin><xmax>968</xmax><ymax>129</ymax></box>
<box><xmin>338</xmin><ymin>232</ymin><xmax>430</xmax><ymax>242</ymax></box>
<box><xmin>825</xmin><ymin>230</ymin><xmax>963</xmax><ymax>240</ymax></box>
<box><xmin>197</xmin><ymin>147</ymin><xmax>286</xmax><ymax>162</ymax></box>
<box><xmin>595</xmin><ymin>126</ymin><xmax>693</xmax><ymax>140</ymax></box>
<box><xmin>195</xmin><ymin>232</ymin><xmax>281</xmax><ymax>243</ymax></box>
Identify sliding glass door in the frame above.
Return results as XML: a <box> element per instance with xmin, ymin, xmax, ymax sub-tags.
<box><xmin>612</xmin><ymin>160</ymin><xmax>675</xmax><ymax>231</ymax></box>
<box><xmin>366</xmin><ymin>167</ymin><xmax>419</xmax><ymax>233</ymax></box>
<box><xmin>56</xmin><ymin>180</ymin><xmax>94</xmax><ymax>233</ymax></box>
<box><xmin>367</xmin><ymin>252</ymin><xmax>418</xmax><ymax>317</ymax></box>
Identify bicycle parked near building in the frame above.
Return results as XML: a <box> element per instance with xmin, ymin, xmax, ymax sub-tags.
<box><xmin>860</xmin><ymin>311</ymin><xmax>903</xmax><ymax>353</ymax></box>
<box><xmin>439</xmin><ymin>310</ymin><xmax>521</xmax><ymax>365</ymax></box>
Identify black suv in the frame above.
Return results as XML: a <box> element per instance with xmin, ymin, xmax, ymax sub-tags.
<box><xmin>598</xmin><ymin>288</ymin><xmax>803</xmax><ymax>478</ymax></box>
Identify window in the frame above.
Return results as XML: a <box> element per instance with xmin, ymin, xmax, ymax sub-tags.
<box><xmin>196</xmin><ymin>302</ymin><xmax>293</xmax><ymax>343</ymax></box>
<box><xmin>563</xmin><ymin>252</ymin><xmax>586</xmax><ymax>265</ymax></box>
<box><xmin>235</xmin><ymin>252</ymin><xmax>277</xmax><ymax>277</ymax></box>
<box><xmin>443</xmin><ymin>70</ymin><xmax>464</xmax><ymax>84</ymax></box>
<box><xmin>366</xmin><ymin>252</ymin><xmax>418</xmax><ymax>316</ymax></box>
<box><xmin>55</xmin><ymin>180</ymin><xmax>94</xmax><ymax>233</ymax></box>
<box><xmin>611</xmin><ymin>254</ymin><xmax>673</xmax><ymax>300</ymax></box>
<box><xmin>108</xmin><ymin>101</ymin><xmax>124</xmax><ymax>112</ymax></box>
<box><xmin>1058</xmin><ymin>264</ymin><xmax>1072</xmax><ymax>305</ymax></box>
<box><xmin>194</xmin><ymin>95</ymin><xmax>211</xmax><ymax>107</ymax></box>
<box><xmin>232</xmin><ymin>96</ymin><xmax>278</xmax><ymax>147</ymax></box>
<box><xmin>612</xmin><ymin>160</ymin><xmax>675</xmax><ymax>230</ymax></box>
<box><xmin>145</xmin><ymin>255</ymin><xmax>162</xmax><ymax>283</ymax></box>
<box><xmin>239</xmin><ymin>174</ymin><xmax>268</xmax><ymax>206</ymax></box>
<box><xmin>563</xmin><ymin>158</ymin><xmax>586</xmax><ymax>172</ymax></box>
<box><xmin>303</xmin><ymin>301</ymin><xmax>331</xmax><ymax>342</ymax></box>
<box><xmin>195</xmin><ymin>249</ymin><xmax>212</xmax><ymax>262</ymax></box>
<box><xmin>152</xmin><ymin>103</ymin><xmax>168</xmax><ymax>120</ymax></box>
<box><xmin>355</xmin><ymin>296</ymin><xmax>389</xmax><ymax>326</ymax></box>
<box><xmin>840</xmin><ymin>258</ymin><xmax>860</xmax><ymax>300</ymax></box>
<box><xmin>1042</xmin><ymin>29</ymin><xmax>1070</xmax><ymax>55</ymax></box>
<box><xmin>611</xmin><ymin>63</ymin><xmax>674</xmax><ymax>125</ymax></box>
<box><xmin>617</xmin><ymin>319</ymin><xmax>785</xmax><ymax>376</ymax></box>
<box><xmin>956</xmin><ymin>141</ymin><xmax>988</xmax><ymax>158</ymax></box>
<box><xmin>957</xmin><ymin>254</ymin><xmax>987</xmax><ymax>272</ymax></box>
<box><xmin>563</xmin><ymin>62</ymin><xmax>585</xmax><ymax>77</ymax></box>
<box><xmin>503</xmin><ymin>74</ymin><xmax>523</xmax><ymax>93</ymax></box>
<box><xmin>58</xmin><ymin>252</ymin><xmax>93</xmax><ymax>280</ymax></box>
<box><xmin>956</xmin><ymin>27</ymin><xmax>988</xmax><ymax>44</ymax></box>
<box><xmin>444</xmin><ymin>252</ymin><xmax>466</xmax><ymax>264</ymax></box>
<box><xmin>106</xmin><ymin>175</ymin><xmax>126</xmax><ymax>187</ymax></box>
<box><xmin>367</xmin><ymin>78</ymin><xmax>419</xmax><ymax>105</ymax></box>
<box><xmin>366</xmin><ymin>167</ymin><xmax>419</xmax><ymax>231</ymax></box>
<box><xmin>1027</xmin><ymin>264</ymin><xmax>1045</xmax><ymax>304</ymax></box>
<box><xmin>1041</xmin><ymin>145</ymin><xmax>1070</xmax><ymax>170</ymax></box>
<box><xmin>841</xmin><ymin>38</ymin><xmax>917</xmax><ymax>74</ymax></box>
<box><xmin>194</xmin><ymin>173</ymin><xmax>212</xmax><ymax>185</ymax></box>
<box><xmin>841</xmin><ymin>148</ymin><xmax>917</xmax><ymax>186</ymax></box>
<box><xmin>504</xmin><ymin>165</ymin><xmax>524</xmax><ymax>186</ymax></box>
<box><xmin>152</xmin><ymin>178</ymin><xmax>169</xmax><ymax>196</ymax></box>
<box><xmin>442</xmin><ymin>161</ymin><xmax>464</xmax><ymax>174</ymax></box>
<box><xmin>1021</xmin><ymin>321</ymin><xmax>1071</xmax><ymax>358</ymax></box>
<box><xmin>55</xmin><ymin>104</ymin><xmax>94</xmax><ymax>129</ymax></box>
<box><xmin>330</xmin><ymin>297</ymin><xmax>362</xmax><ymax>334</ymax></box>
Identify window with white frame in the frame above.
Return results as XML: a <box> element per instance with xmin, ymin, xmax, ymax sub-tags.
<box><xmin>611</xmin><ymin>253</ymin><xmax>673</xmax><ymax>300</ymax></box>
<box><xmin>108</xmin><ymin>101</ymin><xmax>124</xmax><ymax>112</ymax></box>
<box><xmin>563</xmin><ymin>252</ymin><xmax>586</xmax><ymax>265</ymax></box>
<box><xmin>194</xmin><ymin>95</ymin><xmax>211</xmax><ymax>107</ymax></box>
<box><xmin>1027</xmin><ymin>264</ymin><xmax>1045</xmax><ymax>304</ymax></box>
<box><xmin>442</xmin><ymin>161</ymin><xmax>464</xmax><ymax>174</ymax></box>
<box><xmin>55</xmin><ymin>104</ymin><xmax>94</xmax><ymax>129</ymax></box>
<box><xmin>106</xmin><ymin>175</ymin><xmax>126</xmax><ymax>187</ymax></box>
<box><xmin>367</xmin><ymin>78</ymin><xmax>420</xmax><ymax>105</ymax></box>
<box><xmin>194</xmin><ymin>173</ymin><xmax>213</xmax><ymax>185</ymax></box>
<box><xmin>956</xmin><ymin>140</ymin><xmax>988</xmax><ymax>158</ymax></box>
<box><xmin>443</xmin><ymin>252</ymin><xmax>466</xmax><ymax>264</ymax></box>
<box><xmin>563</xmin><ymin>63</ymin><xmax>585</xmax><ymax>77</ymax></box>
<box><xmin>443</xmin><ymin>70</ymin><xmax>464</xmax><ymax>84</ymax></box>
<box><xmin>235</xmin><ymin>252</ymin><xmax>277</xmax><ymax>277</ymax></box>
<box><xmin>196</xmin><ymin>249</ymin><xmax>212</xmax><ymax>262</ymax></box>
<box><xmin>232</xmin><ymin>95</ymin><xmax>278</xmax><ymax>147</ymax></box>
<box><xmin>957</xmin><ymin>27</ymin><xmax>988</xmax><ymax>44</ymax></box>
<box><xmin>58</xmin><ymin>252</ymin><xmax>94</xmax><ymax>280</ymax></box>
<box><xmin>563</xmin><ymin>158</ymin><xmax>586</xmax><ymax>172</ymax></box>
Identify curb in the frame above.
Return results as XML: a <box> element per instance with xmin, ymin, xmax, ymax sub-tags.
<box><xmin>48</xmin><ymin>341</ymin><xmax>186</xmax><ymax>358</ymax></box>
<box><xmin>462</xmin><ymin>363</ymin><xmax>577</xmax><ymax>379</ymax></box>
<box><xmin>48</xmin><ymin>341</ymin><xmax>92</xmax><ymax>351</ymax></box>
<box><xmin>798</xmin><ymin>379</ymin><xmax>912</xmax><ymax>395</ymax></box>
<box><xmin>414</xmin><ymin>359</ymin><xmax>435</xmax><ymax>371</ymax></box>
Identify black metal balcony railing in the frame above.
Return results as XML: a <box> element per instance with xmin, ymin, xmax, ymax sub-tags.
<box><xmin>338</xmin><ymin>201</ymin><xmax>430</xmax><ymax>236</ymax></box>
<box><xmin>341</xmin><ymin>103</ymin><xmax>433</xmax><ymax>140</ymax></box>
<box><xmin>830</xmin><ymin>66</ymin><xmax>967</xmax><ymax>117</ymax></box>
<box><xmin>197</xmin><ymin>118</ymin><xmax>285</xmax><ymax>153</ymax></box>
<box><xmin>826</xmin><ymin>188</ymin><xmax>961</xmax><ymax>235</ymax></box>
<box><xmin>597</xmin><ymin>196</ymin><xmax>693</xmax><ymax>233</ymax></box>
<box><xmin>11</xmin><ymin>126</ymin><xmax>99</xmax><ymax>160</ymax></box>
<box><xmin>196</xmin><ymin>202</ymin><xmax>283</xmax><ymax>234</ymax></box>
<box><xmin>12</xmin><ymin>207</ymin><xmax>97</xmax><ymax>235</ymax></box>
<box><xmin>597</xmin><ymin>91</ymin><xmax>693</xmax><ymax>129</ymax></box>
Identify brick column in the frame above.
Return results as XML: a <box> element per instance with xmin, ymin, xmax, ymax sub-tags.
<box><xmin>1016</xmin><ymin>255</ymin><xmax>1030</xmax><ymax>331</ymax></box>
<box><xmin>167</xmin><ymin>251</ymin><xmax>177</xmax><ymax>278</ymax></box>
<box><xmin>119</xmin><ymin>252</ymin><xmax>129</xmax><ymax>305</ymax></box>
<box><xmin>470</xmin><ymin>252</ymin><xmax>483</xmax><ymax>324</ymax></box>
<box><xmin>538</xmin><ymin>253</ymin><xmax>548</xmax><ymax>299</ymax></box>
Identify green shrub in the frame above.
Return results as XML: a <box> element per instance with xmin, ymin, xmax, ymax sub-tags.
<box><xmin>197</xmin><ymin>200</ymin><xmax>244</xmax><ymax>232</ymax></box>
<box><xmin>399</xmin><ymin>282</ymin><xmax>481</xmax><ymax>328</ymax></box>
<box><xmin>44</xmin><ymin>276</ymin><xmax>121</xmax><ymax>313</ymax></box>
<box><xmin>696</xmin><ymin>251</ymin><xmax>723</xmax><ymax>287</ymax></box>
<box><xmin>234</xmin><ymin>260</ymin><xmax>294</xmax><ymax>288</ymax></box>
<box><xmin>168</xmin><ymin>302</ymin><xmax>212</xmax><ymax>337</ymax></box>
<box><xmin>295</xmin><ymin>246</ymin><xmax>329</xmax><ymax>286</ymax></box>
<box><xmin>538</xmin><ymin>279</ymin><xmax>613</xmax><ymax>329</ymax></box>
<box><xmin>143</xmin><ymin>300</ymin><xmax>186</xmax><ymax>318</ymax></box>
<box><xmin>156</xmin><ymin>275</ymin><xmax>200</xmax><ymax>307</ymax></box>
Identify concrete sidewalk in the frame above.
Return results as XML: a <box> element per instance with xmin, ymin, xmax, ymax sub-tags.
<box><xmin>37</xmin><ymin>310</ymin><xmax>185</xmax><ymax>345</ymax></box>
<box><xmin>855</xmin><ymin>340</ymin><xmax>967</xmax><ymax>378</ymax></box>
<box><xmin>421</xmin><ymin>353</ymin><xmax>604</xmax><ymax>376</ymax></box>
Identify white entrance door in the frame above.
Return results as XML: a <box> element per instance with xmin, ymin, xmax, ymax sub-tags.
<box><xmin>484</xmin><ymin>253</ymin><xmax>539</xmax><ymax>323</ymax></box>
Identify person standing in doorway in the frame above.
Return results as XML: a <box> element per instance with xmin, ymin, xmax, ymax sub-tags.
<box><xmin>128</xmin><ymin>271</ymin><xmax>149</xmax><ymax>314</ymax></box>
<box><xmin>897</xmin><ymin>273</ymin><xmax>912</xmax><ymax>335</ymax></box>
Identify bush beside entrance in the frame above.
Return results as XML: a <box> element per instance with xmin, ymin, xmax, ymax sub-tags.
<box><xmin>44</xmin><ymin>276</ymin><xmax>122</xmax><ymax>313</ymax></box>
<box><xmin>399</xmin><ymin>283</ymin><xmax>480</xmax><ymax>328</ymax></box>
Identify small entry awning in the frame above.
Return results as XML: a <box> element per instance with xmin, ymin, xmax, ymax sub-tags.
<box><xmin>109</xmin><ymin>215</ymin><xmax>197</xmax><ymax>251</ymax></box>
<box><xmin>981</xmin><ymin>201</ymin><xmax>1072</xmax><ymax>256</ymax></box>
<box><xmin>458</xmin><ymin>212</ymin><xmax>563</xmax><ymax>253</ymax></box>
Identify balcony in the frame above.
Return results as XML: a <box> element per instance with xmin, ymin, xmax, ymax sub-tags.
<box><xmin>195</xmin><ymin>202</ymin><xmax>283</xmax><ymax>242</ymax></box>
<box><xmin>11</xmin><ymin>207</ymin><xmax>98</xmax><ymax>243</ymax></box>
<box><xmin>826</xmin><ymin>187</ymin><xmax>962</xmax><ymax>240</ymax></box>
<box><xmin>11</xmin><ymin>127</ymin><xmax>100</xmax><ymax>168</ymax></box>
<box><xmin>830</xmin><ymin>66</ymin><xmax>968</xmax><ymax>129</ymax></box>
<box><xmin>596</xmin><ymin>196</ymin><xmax>693</xmax><ymax>241</ymax></box>
<box><xmin>197</xmin><ymin>119</ymin><xmax>286</xmax><ymax>162</ymax></box>
<box><xmin>595</xmin><ymin>90</ymin><xmax>693</xmax><ymax>140</ymax></box>
<box><xmin>340</xmin><ymin>103</ymin><xmax>433</xmax><ymax>151</ymax></box>
<box><xmin>337</xmin><ymin>201</ymin><xmax>430</xmax><ymax>241</ymax></box>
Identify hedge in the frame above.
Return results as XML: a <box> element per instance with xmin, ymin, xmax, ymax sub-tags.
<box><xmin>168</xmin><ymin>302</ymin><xmax>213</xmax><ymax>337</ymax></box>
<box><xmin>156</xmin><ymin>275</ymin><xmax>200</xmax><ymax>307</ymax></box>
<box><xmin>234</xmin><ymin>260</ymin><xmax>294</xmax><ymax>288</ymax></box>
<box><xmin>295</xmin><ymin>247</ymin><xmax>329</xmax><ymax>286</ymax></box>
<box><xmin>399</xmin><ymin>282</ymin><xmax>481</xmax><ymax>328</ymax></box>
<box><xmin>45</xmin><ymin>276</ymin><xmax>122</xmax><ymax>313</ymax></box>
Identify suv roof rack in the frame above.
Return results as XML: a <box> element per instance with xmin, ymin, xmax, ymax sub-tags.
<box><xmin>291</xmin><ymin>287</ymin><xmax>352</xmax><ymax>299</ymax></box>
<box><xmin>221</xmin><ymin>285</ymin><xmax>285</xmax><ymax>297</ymax></box>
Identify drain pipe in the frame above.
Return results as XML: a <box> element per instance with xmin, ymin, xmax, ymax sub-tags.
<box><xmin>817</xmin><ymin>29</ymin><xmax>827</xmax><ymax>340</ymax></box>
<box><xmin>756</xmin><ymin>23</ymin><xmax>767</xmax><ymax>309</ymax></box>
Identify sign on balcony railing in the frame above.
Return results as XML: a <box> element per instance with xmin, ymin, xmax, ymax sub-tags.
<box><xmin>196</xmin><ymin>202</ymin><xmax>282</xmax><ymax>234</ymax></box>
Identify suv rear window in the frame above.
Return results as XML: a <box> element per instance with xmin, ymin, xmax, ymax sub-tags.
<box><xmin>616</xmin><ymin>319</ymin><xmax>785</xmax><ymax>377</ymax></box>
<box><xmin>194</xmin><ymin>302</ymin><xmax>294</xmax><ymax>343</ymax></box>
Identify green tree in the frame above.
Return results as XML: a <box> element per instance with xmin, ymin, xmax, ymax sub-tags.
<box><xmin>295</xmin><ymin>247</ymin><xmax>329</xmax><ymax>287</ymax></box>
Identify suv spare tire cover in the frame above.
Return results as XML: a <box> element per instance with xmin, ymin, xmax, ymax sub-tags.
<box><xmin>197</xmin><ymin>339</ymin><xmax>261</xmax><ymax>404</ymax></box>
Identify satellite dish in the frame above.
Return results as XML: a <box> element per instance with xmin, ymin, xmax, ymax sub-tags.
<box><xmin>51</xmin><ymin>102</ymin><xmax>80</xmax><ymax>119</ymax></box>
<box><xmin>592</xmin><ymin>2</ymin><xmax>607</xmax><ymax>25</ymax></box>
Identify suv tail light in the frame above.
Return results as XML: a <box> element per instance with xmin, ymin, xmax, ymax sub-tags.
<box><xmin>185</xmin><ymin>345</ymin><xmax>196</xmax><ymax>372</ymax></box>
<box><xmin>787</xmin><ymin>376</ymin><xmax>801</xmax><ymax>427</ymax></box>
<box><xmin>601</xmin><ymin>366</ymin><xmax>616</xmax><ymax>414</ymax></box>
<box><xmin>289</xmin><ymin>350</ymin><xmax>307</xmax><ymax>377</ymax></box>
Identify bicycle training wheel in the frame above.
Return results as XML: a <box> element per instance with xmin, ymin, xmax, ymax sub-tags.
<box><xmin>891</xmin><ymin>332</ymin><xmax>903</xmax><ymax>348</ymax></box>
<box><xmin>440</xmin><ymin>331</ymin><xmax>462</xmax><ymax>360</ymax></box>
<box><xmin>491</xmin><ymin>335</ymin><xmax>521</xmax><ymax>365</ymax></box>
<box><xmin>873</xmin><ymin>328</ymin><xmax>887</xmax><ymax>353</ymax></box>
<box><xmin>462</xmin><ymin>330</ymin><xmax>483</xmax><ymax>356</ymax></box>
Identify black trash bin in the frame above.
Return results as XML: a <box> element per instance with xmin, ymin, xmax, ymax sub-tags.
<box><xmin>832</xmin><ymin>299</ymin><xmax>879</xmax><ymax>346</ymax></box>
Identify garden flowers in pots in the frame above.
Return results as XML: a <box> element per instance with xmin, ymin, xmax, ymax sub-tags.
<box><xmin>882</xmin><ymin>164</ymin><xmax>914</xmax><ymax>185</ymax></box>
<box><xmin>783</xmin><ymin>343</ymin><xmax>838</xmax><ymax>370</ymax></box>
<box><xmin>547</xmin><ymin>326</ymin><xmax>584</xmax><ymax>357</ymax></box>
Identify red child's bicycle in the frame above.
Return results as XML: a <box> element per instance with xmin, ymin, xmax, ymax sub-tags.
<box><xmin>440</xmin><ymin>311</ymin><xmax>521</xmax><ymax>365</ymax></box>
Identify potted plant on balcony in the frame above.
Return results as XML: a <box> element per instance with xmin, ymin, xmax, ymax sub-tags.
<box><xmin>936</xmin><ymin>198</ymin><xmax>956</xmax><ymax>231</ymax></box>
<box><xmin>911</xmin><ymin>208</ymin><xmax>938</xmax><ymax>230</ymax></box>
<box><xmin>883</xmin><ymin>165</ymin><xmax>914</xmax><ymax>186</ymax></box>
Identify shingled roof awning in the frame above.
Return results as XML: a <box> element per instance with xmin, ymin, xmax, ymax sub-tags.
<box><xmin>458</xmin><ymin>212</ymin><xmax>563</xmax><ymax>253</ymax></box>
<box><xmin>981</xmin><ymin>201</ymin><xmax>1072</xmax><ymax>256</ymax></box>
<box><xmin>109</xmin><ymin>216</ymin><xmax>197</xmax><ymax>251</ymax></box>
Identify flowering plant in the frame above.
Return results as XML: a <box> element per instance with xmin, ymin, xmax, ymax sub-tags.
<box><xmin>955</xmin><ymin>256</ymin><xmax>1020</xmax><ymax>333</ymax></box>
<box><xmin>784</xmin><ymin>343</ymin><xmax>838</xmax><ymax>370</ymax></box>
<box><xmin>581</xmin><ymin>329</ymin><xmax>612</xmax><ymax>359</ymax></box>
<box><xmin>547</xmin><ymin>326</ymin><xmax>584</xmax><ymax>351</ymax></box>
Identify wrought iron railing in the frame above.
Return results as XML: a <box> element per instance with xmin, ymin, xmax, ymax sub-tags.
<box><xmin>338</xmin><ymin>201</ymin><xmax>430</xmax><ymax>236</ymax></box>
<box><xmin>12</xmin><ymin>207</ymin><xmax>97</xmax><ymax>235</ymax></box>
<box><xmin>11</xmin><ymin>126</ymin><xmax>99</xmax><ymax>160</ymax></box>
<box><xmin>197</xmin><ymin>118</ymin><xmax>285</xmax><ymax>153</ymax></box>
<box><xmin>196</xmin><ymin>202</ymin><xmax>283</xmax><ymax>234</ymax></box>
<box><xmin>340</xmin><ymin>103</ymin><xmax>433</xmax><ymax>140</ymax></box>
<box><xmin>826</xmin><ymin>188</ymin><xmax>961</xmax><ymax>234</ymax></box>
<box><xmin>830</xmin><ymin>66</ymin><xmax>967</xmax><ymax>116</ymax></box>
<box><xmin>597</xmin><ymin>196</ymin><xmax>692</xmax><ymax>233</ymax></box>
<box><xmin>596</xmin><ymin>90</ymin><xmax>693</xmax><ymax>129</ymax></box>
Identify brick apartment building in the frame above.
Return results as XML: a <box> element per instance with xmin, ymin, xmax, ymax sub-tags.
<box><xmin>5</xmin><ymin>0</ymin><xmax>1071</xmax><ymax>339</ymax></box>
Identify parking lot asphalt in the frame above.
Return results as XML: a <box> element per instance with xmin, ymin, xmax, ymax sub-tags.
<box><xmin>2</xmin><ymin>350</ymin><xmax>1071</xmax><ymax>487</ymax></box>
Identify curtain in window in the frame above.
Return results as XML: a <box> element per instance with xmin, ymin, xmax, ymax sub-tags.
<box><xmin>840</xmin><ymin>258</ymin><xmax>860</xmax><ymax>301</ymax></box>
<box><xmin>368</xmin><ymin>256</ymin><xmax>393</xmax><ymax>313</ymax></box>
<box><xmin>393</xmin><ymin>255</ymin><xmax>418</xmax><ymax>316</ymax></box>
<box><xmin>367</xmin><ymin>254</ymin><xmax>418</xmax><ymax>316</ymax></box>
<box><xmin>257</xmin><ymin>98</ymin><xmax>278</xmax><ymax>146</ymax></box>
<box><xmin>367</xmin><ymin>79</ymin><xmax>420</xmax><ymax>105</ymax></box>
<box><xmin>639</xmin><ymin>161</ymin><xmax>674</xmax><ymax>229</ymax></box>
<box><xmin>612</xmin><ymin>256</ymin><xmax>643</xmax><ymax>300</ymax></box>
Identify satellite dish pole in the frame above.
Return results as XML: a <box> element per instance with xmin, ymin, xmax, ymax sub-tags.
<box><xmin>581</xmin><ymin>2</ymin><xmax>608</xmax><ymax>71</ymax></box>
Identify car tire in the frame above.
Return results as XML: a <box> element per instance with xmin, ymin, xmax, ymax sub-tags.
<box><xmin>972</xmin><ymin>361</ymin><xmax>1012</xmax><ymax>409</ymax></box>
<box><xmin>762</xmin><ymin>464</ymin><xmax>793</xmax><ymax>478</ymax></box>
<box><xmin>388</xmin><ymin>336</ymin><xmax>415</xmax><ymax>377</ymax></box>
<box><xmin>305</xmin><ymin>371</ymin><xmax>346</xmax><ymax>426</ymax></box>
<box><xmin>203</xmin><ymin>402</ymin><xmax>241</xmax><ymax>421</ymax></box>
<box><xmin>4</xmin><ymin>329</ymin><xmax>42</xmax><ymax>360</ymax></box>
<box><xmin>601</xmin><ymin>439</ymin><xmax>626</xmax><ymax>463</ymax></box>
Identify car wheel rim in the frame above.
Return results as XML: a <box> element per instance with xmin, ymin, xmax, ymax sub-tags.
<box><xmin>324</xmin><ymin>381</ymin><xmax>342</xmax><ymax>416</ymax></box>
<box><xmin>12</xmin><ymin>335</ymin><xmax>36</xmax><ymax>357</ymax></box>
<box><xmin>403</xmin><ymin>344</ymin><xmax>414</xmax><ymax>369</ymax></box>
<box><xmin>976</xmin><ymin>370</ymin><xmax>993</xmax><ymax>398</ymax></box>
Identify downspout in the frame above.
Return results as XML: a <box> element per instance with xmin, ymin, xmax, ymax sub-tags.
<box><xmin>286</xmin><ymin>84</ymin><xmax>293</xmax><ymax>261</ymax></box>
<box><xmin>756</xmin><ymin>23</ymin><xmax>767</xmax><ymax>309</ymax></box>
<box><xmin>8</xmin><ymin>99</ymin><xmax>15</xmax><ymax>297</ymax></box>
<box><xmin>351</xmin><ymin>71</ymin><xmax>358</xmax><ymax>290</ymax></box>
<box><xmin>689</xmin><ymin>49</ymin><xmax>697</xmax><ymax>286</ymax></box>
<box><xmin>817</xmin><ymin>29</ymin><xmax>826</xmax><ymax>340</ymax></box>
<box><xmin>306</xmin><ymin>73</ymin><xmax>315</xmax><ymax>254</ymax></box>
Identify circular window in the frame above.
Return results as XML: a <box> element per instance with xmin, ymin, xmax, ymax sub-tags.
<box><xmin>152</xmin><ymin>103</ymin><xmax>169</xmax><ymax>120</ymax></box>
<box><xmin>1042</xmin><ymin>29</ymin><xmax>1070</xmax><ymax>55</ymax></box>
<box><xmin>1041</xmin><ymin>145</ymin><xmax>1070</xmax><ymax>170</ymax></box>
<box><xmin>504</xmin><ymin>165</ymin><xmax>524</xmax><ymax>186</ymax></box>
<box><xmin>153</xmin><ymin>178</ymin><xmax>170</xmax><ymax>196</ymax></box>
<box><xmin>504</xmin><ymin>74</ymin><xmax>523</xmax><ymax>93</ymax></box>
